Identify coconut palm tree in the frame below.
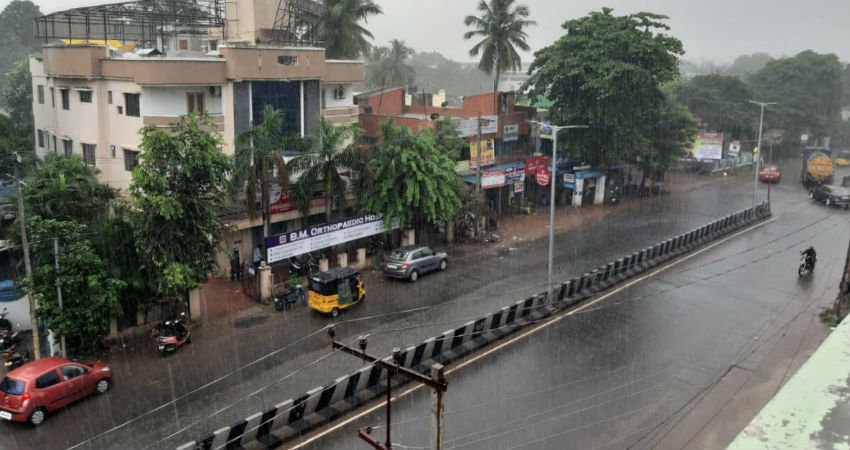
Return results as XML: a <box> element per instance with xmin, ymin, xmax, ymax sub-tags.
<box><xmin>315</xmin><ymin>0</ymin><xmax>383</xmax><ymax>59</ymax></box>
<box><xmin>463</xmin><ymin>0</ymin><xmax>535</xmax><ymax>91</ymax></box>
<box><xmin>233</xmin><ymin>105</ymin><xmax>307</xmax><ymax>240</ymax></box>
<box><xmin>287</xmin><ymin>119</ymin><xmax>360</xmax><ymax>223</ymax></box>
<box><xmin>366</xmin><ymin>39</ymin><xmax>416</xmax><ymax>88</ymax></box>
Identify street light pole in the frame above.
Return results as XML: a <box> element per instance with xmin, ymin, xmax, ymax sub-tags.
<box><xmin>748</xmin><ymin>100</ymin><xmax>777</xmax><ymax>209</ymax></box>
<box><xmin>530</xmin><ymin>121</ymin><xmax>588</xmax><ymax>304</ymax></box>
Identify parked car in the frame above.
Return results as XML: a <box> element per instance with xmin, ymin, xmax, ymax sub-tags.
<box><xmin>809</xmin><ymin>185</ymin><xmax>850</xmax><ymax>209</ymax></box>
<box><xmin>758</xmin><ymin>164</ymin><xmax>781</xmax><ymax>182</ymax></box>
<box><xmin>382</xmin><ymin>245</ymin><xmax>448</xmax><ymax>282</ymax></box>
<box><xmin>835</xmin><ymin>150</ymin><xmax>850</xmax><ymax>167</ymax></box>
<box><xmin>0</xmin><ymin>357</ymin><xmax>112</xmax><ymax>426</ymax></box>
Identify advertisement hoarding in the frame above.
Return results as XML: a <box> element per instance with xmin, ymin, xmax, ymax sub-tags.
<box><xmin>456</xmin><ymin>116</ymin><xmax>498</xmax><ymax>137</ymax></box>
<box><xmin>265</xmin><ymin>214</ymin><xmax>400</xmax><ymax>264</ymax></box>
<box><xmin>525</xmin><ymin>156</ymin><xmax>548</xmax><ymax>173</ymax></box>
<box><xmin>503</xmin><ymin>124</ymin><xmax>519</xmax><ymax>142</ymax></box>
<box><xmin>690</xmin><ymin>132</ymin><xmax>724</xmax><ymax>160</ymax></box>
<box><xmin>469</xmin><ymin>139</ymin><xmax>496</xmax><ymax>168</ymax></box>
<box><xmin>728</xmin><ymin>140</ymin><xmax>741</xmax><ymax>157</ymax></box>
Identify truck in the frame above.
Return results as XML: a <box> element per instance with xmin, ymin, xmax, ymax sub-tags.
<box><xmin>800</xmin><ymin>147</ymin><xmax>833</xmax><ymax>186</ymax></box>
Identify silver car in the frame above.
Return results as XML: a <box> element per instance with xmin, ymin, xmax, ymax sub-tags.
<box><xmin>382</xmin><ymin>245</ymin><xmax>448</xmax><ymax>282</ymax></box>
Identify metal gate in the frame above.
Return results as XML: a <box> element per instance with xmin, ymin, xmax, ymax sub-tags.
<box><xmin>242</xmin><ymin>264</ymin><xmax>260</xmax><ymax>301</ymax></box>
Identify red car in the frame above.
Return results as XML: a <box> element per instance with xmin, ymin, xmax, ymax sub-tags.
<box><xmin>759</xmin><ymin>164</ymin><xmax>781</xmax><ymax>182</ymax></box>
<box><xmin>0</xmin><ymin>357</ymin><xmax>112</xmax><ymax>426</ymax></box>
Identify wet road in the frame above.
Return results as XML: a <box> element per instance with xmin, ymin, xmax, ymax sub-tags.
<box><xmin>303</xmin><ymin>166</ymin><xmax>850</xmax><ymax>450</ymax></box>
<box><xmin>0</xmin><ymin>164</ymin><xmax>837</xmax><ymax>450</ymax></box>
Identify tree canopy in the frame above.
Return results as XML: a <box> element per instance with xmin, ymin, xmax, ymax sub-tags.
<box><xmin>0</xmin><ymin>1</ymin><xmax>41</xmax><ymax>92</ymax></box>
<box><xmin>464</xmin><ymin>0</ymin><xmax>535</xmax><ymax>90</ymax></box>
<box><xmin>524</xmin><ymin>8</ymin><xmax>684</xmax><ymax>167</ymax></box>
<box><xmin>314</xmin><ymin>0</ymin><xmax>383</xmax><ymax>59</ymax></box>
<box><xmin>24</xmin><ymin>154</ymin><xmax>115</xmax><ymax>225</ymax></box>
<box><xmin>360</xmin><ymin>120</ymin><xmax>462</xmax><ymax>229</ymax></box>
<box><xmin>365</xmin><ymin>39</ymin><xmax>416</xmax><ymax>88</ymax></box>
<box><xmin>671</xmin><ymin>74</ymin><xmax>756</xmax><ymax>140</ymax></box>
<box><xmin>1</xmin><ymin>58</ymin><xmax>33</xmax><ymax>127</ymax></box>
<box><xmin>131</xmin><ymin>113</ymin><xmax>232</xmax><ymax>302</ymax></box>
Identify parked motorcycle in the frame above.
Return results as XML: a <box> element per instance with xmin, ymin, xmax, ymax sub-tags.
<box><xmin>3</xmin><ymin>325</ymin><xmax>28</xmax><ymax>371</ymax></box>
<box><xmin>289</xmin><ymin>252</ymin><xmax>321</xmax><ymax>276</ymax></box>
<box><xmin>365</xmin><ymin>236</ymin><xmax>385</xmax><ymax>256</ymax></box>
<box><xmin>0</xmin><ymin>308</ymin><xmax>12</xmax><ymax>336</ymax></box>
<box><xmin>156</xmin><ymin>313</ymin><xmax>191</xmax><ymax>356</ymax></box>
<box><xmin>798</xmin><ymin>252</ymin><xmax>816</xmax><ymax>277</ymax></box>
<box><xmin>273</xmin><ymin>284</ymin><xmax>307</xmax><ymax>311</ymax></box>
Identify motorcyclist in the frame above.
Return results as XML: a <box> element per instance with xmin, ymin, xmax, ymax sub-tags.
<box><xmin>802</xmin><ymin>246</ymin><xmax>817</xmax><ymax>268</ymax></box>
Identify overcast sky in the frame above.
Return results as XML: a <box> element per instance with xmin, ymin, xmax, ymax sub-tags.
<box><xmin>8</xmin><ymin>0</ymin><xmax>850</xmax><ymax>64</ymax></box>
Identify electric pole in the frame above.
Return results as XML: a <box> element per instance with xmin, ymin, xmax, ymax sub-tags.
<box><xmin>14</xmin><ymin>153</ymin><xmax>39</xmax><ymax>359</ymax></box>
<box><xmin>328</xmin><ymin>326</ymin><xmax>447</xmax><ymax>450</ymax></box>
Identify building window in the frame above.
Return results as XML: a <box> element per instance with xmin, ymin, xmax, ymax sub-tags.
<box><xmin>124</xmin><ymin>93</ymin><xmax>140</xmax><ymax>117</ymax></box>
<box><xmin>187</xmin><ymin>93</ymin><xmax>205</xmax><ymax>113</ymax></box>
<box><xmin>50</xmin><ymin>87</ymin><xmax>54</xmax><ymax>107</ymax></box>
<box><xmin>79</xmin><ymin>90</ymin><xmax>92</xmax><ymax>103</ymax></box>
<box><xmin>52</xmin><ymin>135</ymin><xmax>57</xmax><ymax>151</ymax></box>
<box><xmin>60</xmin><ymin>89</ymin><xmax>70</xmax><ymax>110</ymax></box>
<box><xmin>37</xmin><ymin>85</ymin><xmax>44</xmax><ymax>104</ymax></box>
<box><xmin>179</xmin><ymin>39</ymin><xmax>188</xmax><ymax>50</ymax></box>
<box><xmin>108</xmin><ymin>91</ymin><xmax>113</xmax><ymax>104</ymax></box>
<box><xmin>82</xmin><ymin>143</ymin><xmax>96</xmax><ymax>166</ymax></box>
<box><xmin>63</xmin><ymin>139</ymin><xmax>73</xmax><ymax>157</ymax></box>
<box><xmin>37</xmin><ymin>130</ymin><xmax>44</xmax><ymax>148</ymax></box>
<box><xmin>277</xmin><ymin>55</ymin><xmax>298</xmax><ymax>66</ymax></box>
<box><xmin>123</xmin><ymin>149</ymin><xmax>139</xmax><ymax>171</ymax></box>
<box><xmin>208</xmin><ymin>39</ymin><xmax>218</xmax><ymax>51</ymax></box>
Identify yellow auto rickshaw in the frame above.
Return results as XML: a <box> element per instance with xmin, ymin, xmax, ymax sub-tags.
<box><xmin>836</xmin><ymin>150</ymin><xmax>850</xmax><ymax>167</ymax></box>
<box><xmin>307</xmin><ymin>267</ymin><xmax>365</xmax><ymax>317</ymax></box>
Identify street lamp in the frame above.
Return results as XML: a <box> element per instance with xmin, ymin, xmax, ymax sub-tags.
<box><xmin>747</xmin><ymin>100</ymin><xmax>777</xmax><ymax>209</ymax></box>
<box><xmin>529</xmin><ymin>121</ymin><xmax>588</xmax><ymax>304</ymax></box>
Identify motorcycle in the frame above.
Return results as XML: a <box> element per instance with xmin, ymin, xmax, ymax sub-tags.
<box><xmin>798</xmin><ymin>253</ymin><xmax>816</xmax><ymax>277</ymax></box>
<box><xmin>0</xmin><ymin>308</ymin><xmax>12</xmax><ymax>336</ymax></box>
<box><xmin>365</xmin><ymin>236</ymin><xmax>385</xmax><ymax>256</ymax></box>
<box><xmin>3</xmin><ymin>344</ymin><xmax>28</xmax><ymax>371</ymax></box>
<box><xmin>289</xmin><ymin>253</ymin><xmax>321</xmax><ymax>276</ymax></box>
<box><xmin>156</xmin><ymin>313</ymin><xmax>191</xmax><ymax>356</ymax></box>
<box><xmin>273</xmin><ymin>284</ymin><xmax>307</xmax><ymax>311</ymax></box>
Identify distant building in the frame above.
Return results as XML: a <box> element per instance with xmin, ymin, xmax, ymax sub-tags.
<box><xmin>30</xmin><ymin>0</ymin><xmax>364</xmax><ymax>272</ymax></box>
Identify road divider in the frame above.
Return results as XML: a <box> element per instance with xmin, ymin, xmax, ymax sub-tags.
<box><xmin>176</xmin><ymin>201</ymin><xmax>770</xmax><ymax>450</ymax></box>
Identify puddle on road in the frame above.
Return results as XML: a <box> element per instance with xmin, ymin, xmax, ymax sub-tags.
<box><xmin>233</xmin><ymin>316</ymin><xmax>268</xmax><ymax>328</ymax></box>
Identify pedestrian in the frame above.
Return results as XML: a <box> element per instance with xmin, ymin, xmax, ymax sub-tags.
<box><xmin>253</xmin><ymin>245</ymin><xmax>262</xmax><ymax>267</ymax></box>
<box><xmin>230</xmin><ymin>247</ymin><xmax>240</xmax><ymax>281</ymax></box>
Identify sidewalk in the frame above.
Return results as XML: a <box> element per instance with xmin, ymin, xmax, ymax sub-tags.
<box><xmin>726</xmin><ymin>316</ymin><xmax>850</xmax><ymax>450</ymax></box>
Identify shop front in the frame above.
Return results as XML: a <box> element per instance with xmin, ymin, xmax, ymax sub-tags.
<box><xmin>563</xmin><ymin>165</ymin><xmax>606</xmax><ymax>207</ymax></box>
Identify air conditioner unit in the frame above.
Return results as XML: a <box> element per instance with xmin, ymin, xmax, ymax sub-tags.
<box><xmin>333</xmin><ymin>86</ymin><xmax>346</xmax><ymax>100</ymax></box>
<box><xmin>209</xmin><ymin>86</ymin><xmax>222</xmax><ymax>97</ymax></box>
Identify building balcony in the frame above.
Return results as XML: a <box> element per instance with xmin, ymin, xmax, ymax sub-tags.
<box><xmin>322</xmin><ymin>105</ymin><xmax>359</xmax><ymax>124</ymax></box>
<box><xmin>142</xmin><ymin>114</ymin><xmax>224</xmax><ymax>132</ymax></box>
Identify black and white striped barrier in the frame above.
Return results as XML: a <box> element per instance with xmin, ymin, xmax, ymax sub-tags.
<box><xmin>177</xmin><ymin>202</ymin><xmax>770</xmax><ymax>450</ymax></box>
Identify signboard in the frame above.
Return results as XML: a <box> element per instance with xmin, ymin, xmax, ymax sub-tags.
<box><xmin>728</xmin><ymin>140</ymin><xmax>741</xmax><ymax>157</ymax></box>
<box><xmin>469</xmin><ymin>139</ymin><xmax>496</xmax><ymax>168</ymax></box>
<box><xmin>536</xmin><ymin>168</ymin><xmax>550</xmax><ymax>186</ymax></box>
<box><xmin>514</xmin><ymin>182</ymin><xmax>524</xmax><ymax>193</ymax></box>
<box><xmin>539</xmin><ymin>123</ymin><xmax>553</xmax><ymax>140</ymax></box>
<box><xmin>505</xmin><ymin>164</ymin><xmax>525</xmax><ymax>185</ymax></box>
<box><xmin>455</xmin><ymin>115</ymin><xmax>498</xmax><ymax>138</ymax></box>
<box><xmin>269</xmin><ymin>186</ymin><xmax>297</xmax><ymax>214</ymax></box>
<box><xmin>525</xmin><ymin>156</ymin><xmax>548</xmax><ymax>173</ymax></box>
<box><xmin>563</xmin><ymin>173</ymin><xmax>576</xmax><ymax>184</ymax></box>
<box><xmin>265</xmin><ymin>214</ymin><xmax>400</xmax><ymax>264</ymax></box>
<box><xmin>503</xmin><ymin>124</ymin><xmax>519</xmax><ymax>142</ymax></box>
<box><xmin>481</xmin><ymin>170</ymin><xmax>506</xmax><ymax>189</ymax></box>
<box><xmin>689</xmin><ymin>132</ymin><xmax>724</xmax><ymax>160</ymax></box>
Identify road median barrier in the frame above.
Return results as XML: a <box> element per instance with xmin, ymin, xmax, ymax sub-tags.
<box><xmin>177</xmin><ymin>202</ymin><xmax>770</xmax><ymax>450</ymax></box>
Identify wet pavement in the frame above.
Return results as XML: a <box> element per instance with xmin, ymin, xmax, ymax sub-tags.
<box><xmin>0</xmin><ymin>163</ymin><xmax>840</xmax><ymax>450</ymax></box>
<box><xmin>300</xmin><ymin>162</ymin><xmax>850</xmax><ymax>450</ymax></box>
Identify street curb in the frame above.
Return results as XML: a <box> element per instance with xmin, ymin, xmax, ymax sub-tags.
<box><xmin>176</xmin><ymin>202</ymin><xmax>771</xmax><ymax>450</ymax></box>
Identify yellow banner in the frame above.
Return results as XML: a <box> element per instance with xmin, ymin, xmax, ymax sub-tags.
<box><xmin>469</xmin><ymin>139</ymin><xmax>495</xmax><ymax>168</ymax></box>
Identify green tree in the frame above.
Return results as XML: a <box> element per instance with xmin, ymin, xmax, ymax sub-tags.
<box><xmin>131</xmin><ymin>113</ymin><xmax>232</xmax><ymax>307</ymax></box>
<box><xmin>429</xmin><ymin>115</ymin><xmax>465</xmax><ymax>160</ymax></box>
<box><xmin>314</xmin><ymin>0</ymin><xmax>383</xmax><ymax>59</ymax></box>
<box><xmin>724</xmin><ymin>52</ymin><xmax>774</xmax><ymax>78</ymax></box>
<box><xmin>0</xmin><ymin>1</ymin><xmax>41</xmax><ymax>91</ymax></box>
<box><xmin>464</xmin><ymin>0</ymin><xmax>535</xmax><ymax>91</ymax></box>
<box><xmin>26</xmin><ymin>217</ymin><xmax>123</xmax><ymax>357</ymax></box>
<box><xmin>365</xmin><ymin>39</ymin><xmax>416</xmax><ymax>88</ymax></box>
<box><xmin>234</xmin><ymin>105</ymin><xmax>306</xmax><ymax>240</ymax></box>
<box><xmin>23</xmin><ymin>154</ymin><xmax>115</xmax><ymax>224</ymax></box>
<box><xmin>672</xmin><ymin>74</ymin><xmax>756</xmax><ymax>139</ymax></box>
<box><xmin>0</xmin><ymin>114</ymin><xmax>32</xmax><ymax>176</ymax></box>
<box><xmin>524</xmin><ymin>8</ymin><xmax>684</xmax><ymax>166</ymax></box>
<box><xmin>288</xmin><ymin>119</ymin><xmax>359</xmax><ymax>223</ymax></box>
<box><xmin>748</xmin><ymin>50</ymin><xmax>844</xmax><ymax>144</ymax></box>
<box><xmin>642</xmin><ymin>96</ymin><xmax>699</xmax><ymax>177</ymax></box>
<box><xmin>360</xmin><ymin>120</ymin><xmax>462</xmax><ymax>232</ymax></box>
<box><xmin>407</xmin><ymin>51</ymin><xmax>492</xmax><ymax>96</ymax></box>
<box><xmin>1</xmin><ymin>58</ymin><xmax>33</xmax><ymax>127</ymax></box>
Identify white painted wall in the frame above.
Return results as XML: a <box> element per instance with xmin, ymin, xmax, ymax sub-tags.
<box><xmin>141</xmin><ymin>86</ymin><xmax>223</xmax><ymax>116</ymax></box>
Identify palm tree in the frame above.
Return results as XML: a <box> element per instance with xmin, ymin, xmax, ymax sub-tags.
<box><xmin>315</xmin><ymin>0</ymin><xmax>383</xmax><ymax>59</ymax></box>
<box><xmin>463</xmin><ymin>0</ymin><xmax>535</xmax><ymax>91</ymax></box>
<box><xmin>233</xmin><ymin>105</ymin><xmax>306</xmax><ymax>240</ymax></box>
<box><xmin>366</xmin><ymin>39</ymin><xmax>416</xmax><ymax>88</ymax></box>
<box><xmin>287</xmin><ymin>119</ymin><xmax>360</xmax><ymax>223</ymax></box>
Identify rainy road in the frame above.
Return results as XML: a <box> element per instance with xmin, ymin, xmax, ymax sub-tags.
<box><xmin>301</xmin><ymin>167</ymin><xmax>850</xmax><ymax>450</ymax></box>
<box><xmin>1</xmin><ymin>164</ymin><xmax>842</xmax><ymax>450</ymax></box>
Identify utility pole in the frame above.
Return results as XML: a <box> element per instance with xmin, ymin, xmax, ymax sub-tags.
<box><xmin>328</xmin><ymin>326</ymin><xmax>447</xmax><ymax>450</ymax></box>
<box><xmin>474</xmin><ymin>112</ymin><xmax>483</xmax><ymax>240</ymax></box>
<box><xmin>14</xmin><ymin>153</ymin><xmax>39</xmax><ymax>359</ymax></box>
<box><xmin>53</xmin><ymin>238</ymin><xmax>66</xmax><ymax>358</ymax></box>
<box><xmin>748</xmin><ymin>100</ymin><xmax>777</xmax><ymax>209</ymax></box>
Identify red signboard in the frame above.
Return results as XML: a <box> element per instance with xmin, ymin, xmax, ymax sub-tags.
<box><xmin>535</xmin><ymin>168</ymin><xmax>550</xmax><ymax>186</ymax></box>
<box><xmin>525</xmin><ymin>156</ymin><xmax>549</xmax><ymax>174</ymax></box>
<box><xmin>269</xmin><ymin>189</ymin><xmax>297</xmax><ymax>215</ymax></box>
